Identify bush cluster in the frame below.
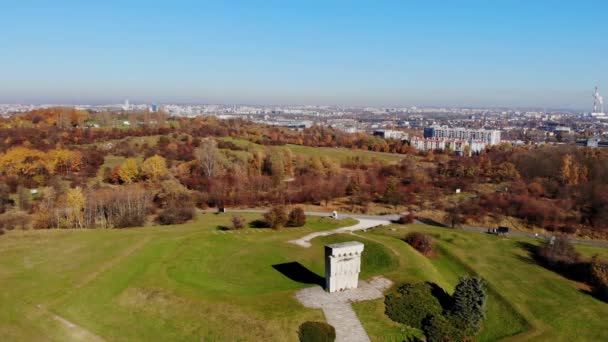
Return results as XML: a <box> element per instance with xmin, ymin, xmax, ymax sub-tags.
<box><xmin>0</xmin><ymin>211</ymin><xmax>31</xmax><ymax>230</ymax></box>
<box><xmin>287</xmin><ymin>207</ymin><xmax>306</xmax><ymax>227</ymax></box>
<box><xmin>263</xmin><ymin>206</ymin><xmax>307</xmax><ymax>229</ymax></box>
<box><xmin>156</xmin><ymin>205</ymin><xmax>195</xmax><ymax>225</ymax></box>
<box><xmin>298</xmin><ymin>321</ymin><xmax>336</xmax><ymax>342</ymax></box>
<box><xmin>589</xmin><ymin>257</ymin><xmax>608</xmax><ymax>301</ymax></box>
<box><xmin>403</xmin><ymin>232</ymin><xmax>434</xmax><ymax>256</ymax></box>
<box><xmin>385</xmin><ymin>277</ymin><xmax>487</xmax><ymax>342</ymax></box>
<box><xmin>384</xmin><ymin>283</ymin><xmax>442</xmax><ymax>329</ymax></box>
<box><xmin>230</xmin><ymin>215</ymin><xmax>246</xmax><ymax>230</ymax></box>
<box><xmin>263</xmin><ymin>206</ymin><xmax>287</xmax><ymax>229</ymax></box>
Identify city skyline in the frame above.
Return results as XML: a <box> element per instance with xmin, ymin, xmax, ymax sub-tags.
<box><xmin>1</xmin><ymin>0</ymin><xmax>607</xmax><ymax>109</ymax></box>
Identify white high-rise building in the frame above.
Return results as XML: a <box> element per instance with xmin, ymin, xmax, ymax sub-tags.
<box><xmin>424</xmin><ymin>126</ymin><xmax>501</xmax><ymax>145</ymax></box>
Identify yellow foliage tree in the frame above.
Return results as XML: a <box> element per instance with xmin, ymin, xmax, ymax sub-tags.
<box><xmin>118</xmin><ymin>158</ymin><xmax>140</xmax><ymax>183</ymax></box>
<box><xmin>141</xmin><ymin>155</ymin><xmax>168</xmax><ymax>181</ymax></box>
<box><xmin>66</xmin><ymin>187</ymin><xmax>85</xmax><ymax>228</ymax></box>
<box><xmin>560</xmin><ymin>154</ymin><xmax>581</xmax><ymax>185</ymax></box>
<box><xmin>0</xmin><ymin>147</ymin><xmax>47</xmax><ymax>178</ymax></box>
<box><xmin>46</xmin><ymin>149</ymin><xmax>83</xmax><ymax>175</ymax></box>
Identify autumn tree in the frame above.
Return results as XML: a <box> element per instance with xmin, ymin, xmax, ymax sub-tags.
<box><xmin>0</xmin><ymin>147</ymin><xmax>46</xmax><ymax>179</ymax></box>
<box><xmin>263</xmin><ymin>151</ymin><xmax>285</xmax><ymax>186</ymax></box>
<box><xmin>491</xmin><ymin>162</ymin><xmax>520</xmax><ymax>182</ymax></box>
<box><xmin>118</xmin><ymin>158</ymin><xmax>140</xmax><ymax>183</ymax></box>
<box><xmin>47</xmin><ymin>149</ymin><xmax>83</xmax><ymax>175</ymax></box>
<box><xmin>382</xmin><ymin>177</ymin><xmax>402</xmax><ymax>208</ymax></box>
<box><xmin>65</xmin><ymin>187</ymin><xmax>85</xmax><ymax>228</ymax></box>
<box><xmin>84</xmin><ymin>185</ymin><xmax>150</xmax><ymax>228</ymax></box>
<box><xmin>141</xmin><ymin>155</ymin><xmax>168</xmax><ymax>181</ymax></box>
<box><xmin>560</xmin><ymin>154</ymin><xmax>587</xmax><ymax>185</ymax></box>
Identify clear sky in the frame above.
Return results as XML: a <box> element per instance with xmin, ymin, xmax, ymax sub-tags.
<box><xmin>1</xmin><ymin>0</ymin><xmax>607</xmax><ymax>109</ymax></box>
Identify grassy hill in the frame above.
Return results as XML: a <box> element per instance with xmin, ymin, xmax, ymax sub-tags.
<box><xmin>0</xmin><ymin>215</ymin><xmax>607</xmax><ymax>341</ymax></box>
<box><xmin>218</xmin><ymin>137</ymin><xmax>404</xmax><ymax>164</ymax></box>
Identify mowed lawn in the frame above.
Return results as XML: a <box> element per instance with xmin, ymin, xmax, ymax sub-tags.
<box><xmin>357</xmin><ymin>224</ymin><xmax>608</xmax><ymax>342</ymax></box>
<box><xmin>1</xmin><ymin>216</ymin><xmax>607</xmax><ymax>341</ymax></box>
<box><xmin>0</xmin><ymin>214</ymin><xmax>357</xmax><ymax>341</ymax></box>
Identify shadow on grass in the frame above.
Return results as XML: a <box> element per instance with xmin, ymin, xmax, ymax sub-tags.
<box><xmin>417</xmin><ymin>217</ymin><xmax>448</xmax><ymax>228</ymax></box>
<box><xmin>514</xmin><ymin>241</ymin><xmax>606</xmax><ymax>304</ymax></box>
<box><xmin>272</xmin><ymin>262</ymin><xmax>325</xmax><ymax>287</ymax></box>
<box><xmin>428</xmin><ymin>282</ymin><xmax>453</xmax><ymax>310</ymax></box>
<box><xmin>512</xmin><ymin>241</ymin><xmax>540</xmax><ymax>265</ymax></box>
<box><xmin>249</xmin><ymin>220</ymin><xmax>269</xmax><ymax>229</ymax></box>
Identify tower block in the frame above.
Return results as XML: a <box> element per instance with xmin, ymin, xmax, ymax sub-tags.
<box><xmin>325</xmin><ymin>241</ymin><xmax>364</xmax><ymax>293</ymax></box>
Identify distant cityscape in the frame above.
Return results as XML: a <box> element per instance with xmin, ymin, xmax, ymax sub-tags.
<box><xmin>1</xmin><ymin>87</ymin><xmax>607</xmax><ymax>151</ymax></box>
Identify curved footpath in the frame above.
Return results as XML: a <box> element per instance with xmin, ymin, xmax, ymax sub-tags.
<box><xmin>288</xmin><ymin>218</ymin><xmax>391</xmax><ymax>248</ymax></box>
<box><xmin>219</xmin><ymin>208</ymin><xmax>608</xmax><ymax>248</ymax></box>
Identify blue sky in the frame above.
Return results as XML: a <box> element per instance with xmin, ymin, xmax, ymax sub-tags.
<box><xmin>1</xmin><ymin>0</ymin><xmax>607</xmax><ymax>109</ymax></box>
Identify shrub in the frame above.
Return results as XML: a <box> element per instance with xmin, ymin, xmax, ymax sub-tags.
<box><xmin>263</xmin><ymin>205</ymin><xmax>287</xmax><ymax>229</ymax></box>
<box><xmin>0</xmin><ymin>211</ymin><xmax>31</xmax><ymax>230</ymax></box>
<box><xmin>403</xmin><ymin>232</ymin><xmax>434</xmax><ymax>256</ymax></box>
<box><xmin>589</xmin><ymin>256</ymin><xmax>608</xmax><ymax>301</ymax></box>
<box><xmin>384</xmin><ymin>283</ymin><xmax>442</xmax><ymax>329</ymax></box>
<box><xmin>422</xmin><ymin>314</ymin><xmax>463</xmax><ymax>342</ymax></box>
<box><xmin>287</xmin><ymin>207</ymin><xmax>306</xmax><ymax>227</ymax></box>
<box><xmin>231</xmin><ymin>215</ymin><xmax>246</xmax><ymax>230</ymax></box>
<box><xmin>397</xmin><ymin>213</ymin><xmax>416</xmax><ymax>224</ymax></box>
<box><xmin>298</xmin><ymin>321</ymin><xmax>336</xmax><ymax>342</ymax></box>
<box><xmin>32</xmin><ymin>212</ymin><xmax>57</xmax><ymax>229</ymax></box>
<box><xmin>156</xmin><ymin>205</ymin><xmax>195</xmax><ymax>225</ymax></box>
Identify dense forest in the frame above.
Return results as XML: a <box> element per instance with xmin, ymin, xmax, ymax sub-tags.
<box><xmin>1</xmin><ymin>107</ymin><xmax>608</xmax><ymax>239</ymax></box>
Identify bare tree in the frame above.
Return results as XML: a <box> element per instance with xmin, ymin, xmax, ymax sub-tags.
<box><xmin>194</xmin><ymin>139</ymin><xmax>224</xmax><ymax>178</ymax></box>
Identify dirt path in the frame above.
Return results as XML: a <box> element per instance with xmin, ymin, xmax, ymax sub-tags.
<box><xmin>37</xmin><ymin>305</ymin><xmax>106</xmax><ymax>342</ymax></box>
<box><xmin>75</xmin><ymin>236</ymin><xmax>152</xmax><ymax>289</ymax></box>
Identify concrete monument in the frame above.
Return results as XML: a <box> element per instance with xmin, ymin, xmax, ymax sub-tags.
<box><xmin>325</xmin><ymin>241</ymin><xmax>364</xmax><ymax>293</ymax></box>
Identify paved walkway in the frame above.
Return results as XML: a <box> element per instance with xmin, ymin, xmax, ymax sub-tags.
<box><xmin>296</xmin><ymin>277</ymin><xmax>392</xmax><ymax>342</ymax></box>
<box><xmin>288</xmin><ymin>218</ymin><xmax>391</xmax><ymax>248</ymax></box>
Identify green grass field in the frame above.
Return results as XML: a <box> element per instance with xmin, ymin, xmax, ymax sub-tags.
<box><xmin>1</xmin><ymin>216</ymin><xmax>607</xmax><ymax>341</ymax></box>
<box><xmin>218</xmin><ymin>137</ymin><xmax>403</xmax><ymax>164</ymax></box>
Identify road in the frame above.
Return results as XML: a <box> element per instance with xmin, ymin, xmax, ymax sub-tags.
<box><xmin>218</xmin><ymin>208</ymin><xmax>608</xmax><ymax>248</ymax></box>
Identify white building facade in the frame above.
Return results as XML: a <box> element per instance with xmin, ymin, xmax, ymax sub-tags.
<box><xmin>424</xmin><ymin>126</ymin><xmax>501</xmax><ymax>145</ymax></box>
<box><xmin>409</xmin><ymin>137</ymin><xmax>486</xmax><ymax>154</ymax></box>
<box><xmin>325</xmin><ymin>241</ymin><xmax>364</xmax><ymax>293</ymax></box>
